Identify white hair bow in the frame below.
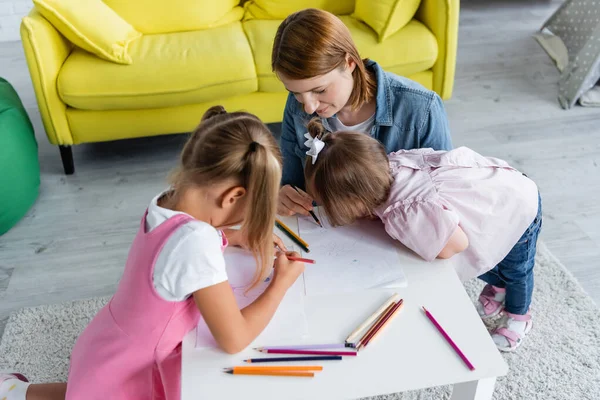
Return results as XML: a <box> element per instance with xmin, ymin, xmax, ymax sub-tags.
<box><xmin>304</xmin><ymin>133</ymin><xmax>325</xmax><ymax>165</ymax></box>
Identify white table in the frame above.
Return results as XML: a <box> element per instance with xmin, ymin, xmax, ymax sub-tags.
<box><xmin>182</xmin><ymin>242</ymin><xmax>508</xmax><ymax>400</ymax></box>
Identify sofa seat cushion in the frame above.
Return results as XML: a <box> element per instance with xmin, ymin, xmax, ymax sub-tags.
<box><xmin>58</xmin><ymin>22</ymin><xmax>257</xmax><ymax>111</ymax></box>
<box><xmin>244</xmin><ymin>16</ymin><xmax>438</xmax><ymax>92</ymax></box>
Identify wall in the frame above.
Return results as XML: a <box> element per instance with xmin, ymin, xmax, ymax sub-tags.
<box><xmin>0</xmin><ymin>0</ymin><xmax>31</xmax><ymax>41</ymax></box>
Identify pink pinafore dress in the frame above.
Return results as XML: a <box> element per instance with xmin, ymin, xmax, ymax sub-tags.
<box><xmin>66</xmin><ymin>211</ymin><xmax>227</xmax><ymax>399</ymax></box>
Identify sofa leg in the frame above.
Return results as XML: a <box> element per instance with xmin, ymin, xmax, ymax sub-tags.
<box><xmin>59</xmin><ymin>145</ymin><xmax>75</xmax><ymax>175</ymax></box>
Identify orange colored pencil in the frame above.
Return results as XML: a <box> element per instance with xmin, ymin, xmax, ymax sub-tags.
<box><xmin>355</xmin><ymin>302</ymin><xmax>396</xmax><ymax>349</ymax></box>
<box><xmin>358</xmin><ymin>299</ymin><xmax>404</xmax><ymax>350</ymax></box>
<box><xmin>363</xmin><ymin>299</ymin><xmax>405</xmax><ymax>348</ymax></box>
<box><xmin>228</xmin><ymin>366</ymin><xmax>323</xmax><ymax>372</ymax></box>
<box><xmin>224</xmin><ymin>369</ymin><xmax>314</xmax><ymax>377</ymax></box>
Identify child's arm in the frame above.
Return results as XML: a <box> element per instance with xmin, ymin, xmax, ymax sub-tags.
<box><xmin>437</xmin><ymin>226</ymin><xmax>469</xmax><ymax>259</ymax></box>
<box><xmin>193</xmin><ymin>252</ymin><xmax>304</xmax><ymax>354</ymax></box>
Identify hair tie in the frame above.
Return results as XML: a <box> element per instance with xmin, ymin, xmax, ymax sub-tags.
<box><xmin>304</xmin><ymin>133</ymin><xmax>325</xmax><ymax>165</ymax></box>
<box><xmin>249</xmin><ymin>141</ymin><xmax>259</xmax><ymax>152</ymax></box>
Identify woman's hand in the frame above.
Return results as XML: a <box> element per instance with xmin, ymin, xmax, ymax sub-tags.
<box><xmin>223</xmin><ymin>229</ymin><xmax>287</xmax><ymax>252</ymax></box>
<box><xmin>270</xmin><ymin>251</ymin><xmax>305</xmax><ymax>291</ymax></box>
<box><xmin>278</xmin><ymin>185</ymin><xmax>314</xmax><ymax>216</ymax></box>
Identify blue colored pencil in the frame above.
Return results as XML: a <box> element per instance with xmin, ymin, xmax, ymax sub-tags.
<box><xmin>244</xmin><ymin>355</ymin><xmax>342</xmax><ymax>363</ymax></box>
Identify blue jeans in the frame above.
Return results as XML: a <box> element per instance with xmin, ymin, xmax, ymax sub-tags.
<box><xmin>478</xmin><ymin>194</ymin><xmax>542</xmax><ymax>315</ymax></box>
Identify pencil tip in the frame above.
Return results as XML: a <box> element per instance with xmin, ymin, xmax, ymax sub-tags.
<box><xmin>224</xmin><ymin>369</ymin><xmax>233</xmax><ymax>374</ymax></box>
<box><xmin>421</xmin><ymin>306</ymin><xmax>427</xmax><ymax>312</ymax></box>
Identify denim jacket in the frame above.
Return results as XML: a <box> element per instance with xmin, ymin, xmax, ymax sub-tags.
<box><xmin>279</xmin><ymin>60</ymin><xmax>453</xmax><ymax>189</ymax></box>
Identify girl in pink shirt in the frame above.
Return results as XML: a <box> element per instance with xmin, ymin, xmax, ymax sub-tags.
<box><xmin>0</xmin><ymin>106</ymin><xmax>305</xmax><ymax>400</ymax></box>
<box><xmin>302</xmin><ymin>119</ymin><xmax>541</xmax><ymax>352</ymax></box>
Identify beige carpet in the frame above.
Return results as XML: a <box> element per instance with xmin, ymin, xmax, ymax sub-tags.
<box><xmin>1</xmin><ymin>242</ymin><xmax>599</xmax><ymax>399</ymax></box>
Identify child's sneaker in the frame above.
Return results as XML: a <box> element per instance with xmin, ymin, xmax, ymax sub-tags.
<box><xmin>492</xmin><ymin>312</ymin><xmax>533</xmax><ymax>352</ymax></box>
<box><xmin>0</xmin><ymin>373</ymin><xmax>29</xmax><ymax>400</ymax></box>
<box><xmin>476</xmin><ymin>284</ymin><xmax>506</xmax><ymax>319</ymax></box>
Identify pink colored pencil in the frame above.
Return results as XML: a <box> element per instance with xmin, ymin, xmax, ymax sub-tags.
<box><xmin>422</xmin><ymin>306</ymin><xmax>475</xmax><ymax>371</ymax></box>
<box><xmin>255</xmin><ymin>343</ymin><xmax>348</xmax><ymax>351</ymax></box>
<box><xmin>258</xmin><ymin>349</ymin><xmax>357</xmax><ymax>356</ymax></box>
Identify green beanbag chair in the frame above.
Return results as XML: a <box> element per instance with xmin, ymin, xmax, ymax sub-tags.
<box><xmin>0</xmin><ymin>77</ymin><xmax>40</xmax><ymax>235</ymax></box>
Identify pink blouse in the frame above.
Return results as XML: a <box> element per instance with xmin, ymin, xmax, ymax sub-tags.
<box><xmin>375</xmin><ymin>147</ymin><xmax>539</xmax><ymax>281</ymax></box>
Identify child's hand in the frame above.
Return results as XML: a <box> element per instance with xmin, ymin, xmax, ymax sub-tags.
<box><xmin>224</xmin><ymin>229</ymin><xmax>287</xmax><ymax>252</ymax></box>
<box><xmin>271</xmin><ymin>251</ymin><xmax>305</xmax><ymax>291</ymax></box>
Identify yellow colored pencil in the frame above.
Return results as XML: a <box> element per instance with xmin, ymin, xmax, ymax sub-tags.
<box><xmin>275</xmin><ymin>218</ymin><xmax>309</xmax><ymax>248</ymax></box>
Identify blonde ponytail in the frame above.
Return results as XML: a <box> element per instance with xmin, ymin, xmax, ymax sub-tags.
<box><xmin>170</xmin><ymin>106</ymin><xmax>282</xmax><ymax>289</ymax></box>
<box><xmin>241</xmin><ymin>144</ymin><xmax>282</xmax><ymax>287</ymax></box>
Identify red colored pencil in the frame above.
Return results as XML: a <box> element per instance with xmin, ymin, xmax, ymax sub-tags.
<box><xmin>286</xmin><ymin>256</ymin><xmax>316</xmax><ymax>264</ymax></box>
<box><xmin>257</xmin><ymin>349</ymin><xmax>357</xmax><ymax>356</ymax></box>
<box><xmin>422</xmin><ymin>306</ymin><xmax>475</xmax><ymax>371</ymax></box>
<box><xmin>357</xmin><ymin>299</ymin><xmax>404</xmax><ymax>350</ymax></box>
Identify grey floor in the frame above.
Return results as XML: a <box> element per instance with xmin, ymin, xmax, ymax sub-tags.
<box><xmin>1</xmin><ymin>0</ymin><xmax>599</xmax><ymax>339</ymax></box>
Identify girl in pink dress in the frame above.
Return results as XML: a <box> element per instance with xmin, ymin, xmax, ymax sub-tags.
<box><xmin>1</xmin><ymin>106</ymin><xmax>305</xmax><ymax>400</ymax></box>
<box><xmin>300</xmin><ymin>119</ymin><xmax>541</xmax><ymax>352</ymax></box>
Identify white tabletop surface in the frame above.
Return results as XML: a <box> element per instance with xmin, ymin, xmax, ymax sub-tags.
<box><xmin>182</xmin><ymin>225</ymin><xmax>508</xmax><ymax>399</ymax></box>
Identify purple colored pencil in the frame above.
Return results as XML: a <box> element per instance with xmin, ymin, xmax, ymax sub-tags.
<box><xmin>422</xmin><ymin>306</ymin><xmax>475</xmax><ymax>371</ymax></box>
<box><xmin>255</xmin><ymin>343</ymin><xmax>349</xmax><ymax>351</ymax></box>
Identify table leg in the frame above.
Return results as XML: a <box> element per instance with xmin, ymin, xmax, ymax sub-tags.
<box><xmin>450</xmin><ymin>377</ymin><xmax>496</xmax><ymax>400</ymax></box>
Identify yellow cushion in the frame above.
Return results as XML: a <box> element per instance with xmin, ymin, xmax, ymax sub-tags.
<box><xmin>353</xmin><ymin>0</ymin><xmax>421</xmax><ymax>42</ymax></box>
<box><xmin>103</xmin><ymin>0</ymin><xmax>243</xmax><ymax>34</ymax></box>
<box><xmin>244</xmin><ymin>16</ymin><xmax>437</xmax><ymax>92</ymax></box>
<box><xmin>32</xmin><ymin>0</ymin><xmax>140</xmax><ymax>65</ymax></box>
<box><xmin>57</xmin><ymin>23</ymin><xmax>257</xmax><ymax>110</ymax></box>
<box><xmin>244</xmin><ymin>0</ymin><xmax>354</xmax><ymax>19</ymax></box>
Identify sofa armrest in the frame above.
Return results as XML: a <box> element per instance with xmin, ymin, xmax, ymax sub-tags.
<box><xmin>20</xmin><ymin>9</ymin><xmax>74</xmax><ymax>146</ymax></box>
<box><xmin>415</xmin><ymin>0</ymin><xmax>459</xmax><ymax>99</ymax></box>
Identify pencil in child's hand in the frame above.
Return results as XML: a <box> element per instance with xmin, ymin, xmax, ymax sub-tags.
<box><xmin>292</xmin><ymin>186</ymin><xmax>322</xmax><ymax>227</ymax></box>
<box><xmin>286</xmin><ymin>256</ymin><xmax>316</xmax><ymax>264</ymax></box>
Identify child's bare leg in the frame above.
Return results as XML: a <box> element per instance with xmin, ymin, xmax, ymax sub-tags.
<box><xmin>27</xmin><ymin>383</ymin><xmax>67</xmax><ymax>400</ymax></box>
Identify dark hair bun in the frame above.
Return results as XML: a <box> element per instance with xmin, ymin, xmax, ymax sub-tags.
<box><xmin>307</xmin><ymin>117</ymin><xmax>326</xmax><ymax>139</ymax></box>
<box><xmin>202</xmin><ymin>105</ymin><xmax>227</xmax><ymax>122</ymax></box>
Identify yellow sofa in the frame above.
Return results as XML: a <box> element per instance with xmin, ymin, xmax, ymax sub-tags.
<box><xmin>21</xmin><ymin>0</ymin><xmax>459</xmax><ymax>174</ymax></box>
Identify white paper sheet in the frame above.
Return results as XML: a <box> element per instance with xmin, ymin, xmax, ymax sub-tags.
<box><xmin>298</xmin><ymin>208</ymin><xmax>407</xmax><ymax>296</ymax></box>
<box><xmin>195</xmin><ymin>246</ymin><xmax>308</xmax><ymax>348</ymax></box>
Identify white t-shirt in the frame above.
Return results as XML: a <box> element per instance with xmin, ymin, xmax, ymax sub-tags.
<box><xmin>146</xmin><ymin>192</ymin><xmax>228</xmax><ymax>301</ymax></box>
<box><xmin>327</xmin><ymin>112</ymin><xmax>375</xmax><ymax>134</ymax></box>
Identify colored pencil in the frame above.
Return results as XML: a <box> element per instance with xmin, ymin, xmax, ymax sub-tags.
<box><xmin>226</xmin><ymin>366</ymin><xmax>323</xmax><ymax>372</ymax></box>
<box><xmin>244</xmin><ymin>356</ymin><xmax>342</xmax><ymax>363</ymax></box>
<box><xmin>292</xmin><ymin>186</ymin><xmax>323</xmax><ymax>227</ymax></box>
<box><xmin>258</xmin><ymin>349</ymin><xmax>357</xmax><ymax>356</ymax></box>
<box><xmin>275</xmin><ymin>219</ymin><xmax>310</xmax><ymax>252</ymax></box>
<box><xmin>362</xmin><ymin>299</ymin><xmax>405</xmax><ymax>348</ymax></box>
<box><xmin>286</xmin><ymin>256</ymin><xmax>316</xmax><ymax>264</ymax></box>
<box><xmin>345</xmin><ymin>293</ymin><xmax>401</xmax><ymax>344</ymax></box>
<box><xmin>422</xmin><ymin>306</ymin><xmax>475</xmax><ymax>371</ymax></box>
<box><xmin>355</xmin><ymin>302</ymin><xmax>397</xmax><ymax>350</ymax></box>
<box><xmin>224</xmin><ymin>369</ymin><xmax>314</xmax><ymax>377</ymax></box>
<box><xmin>255</xmin><ymin>343</ymin><xmax>346</xmax><ymax>351</ymax></box>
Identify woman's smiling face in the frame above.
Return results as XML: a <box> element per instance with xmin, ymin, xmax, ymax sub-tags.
<box><xmin>278</xmin><ymin>61</ymin><xmax>356</xmax><ymax>118</ymax></box>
